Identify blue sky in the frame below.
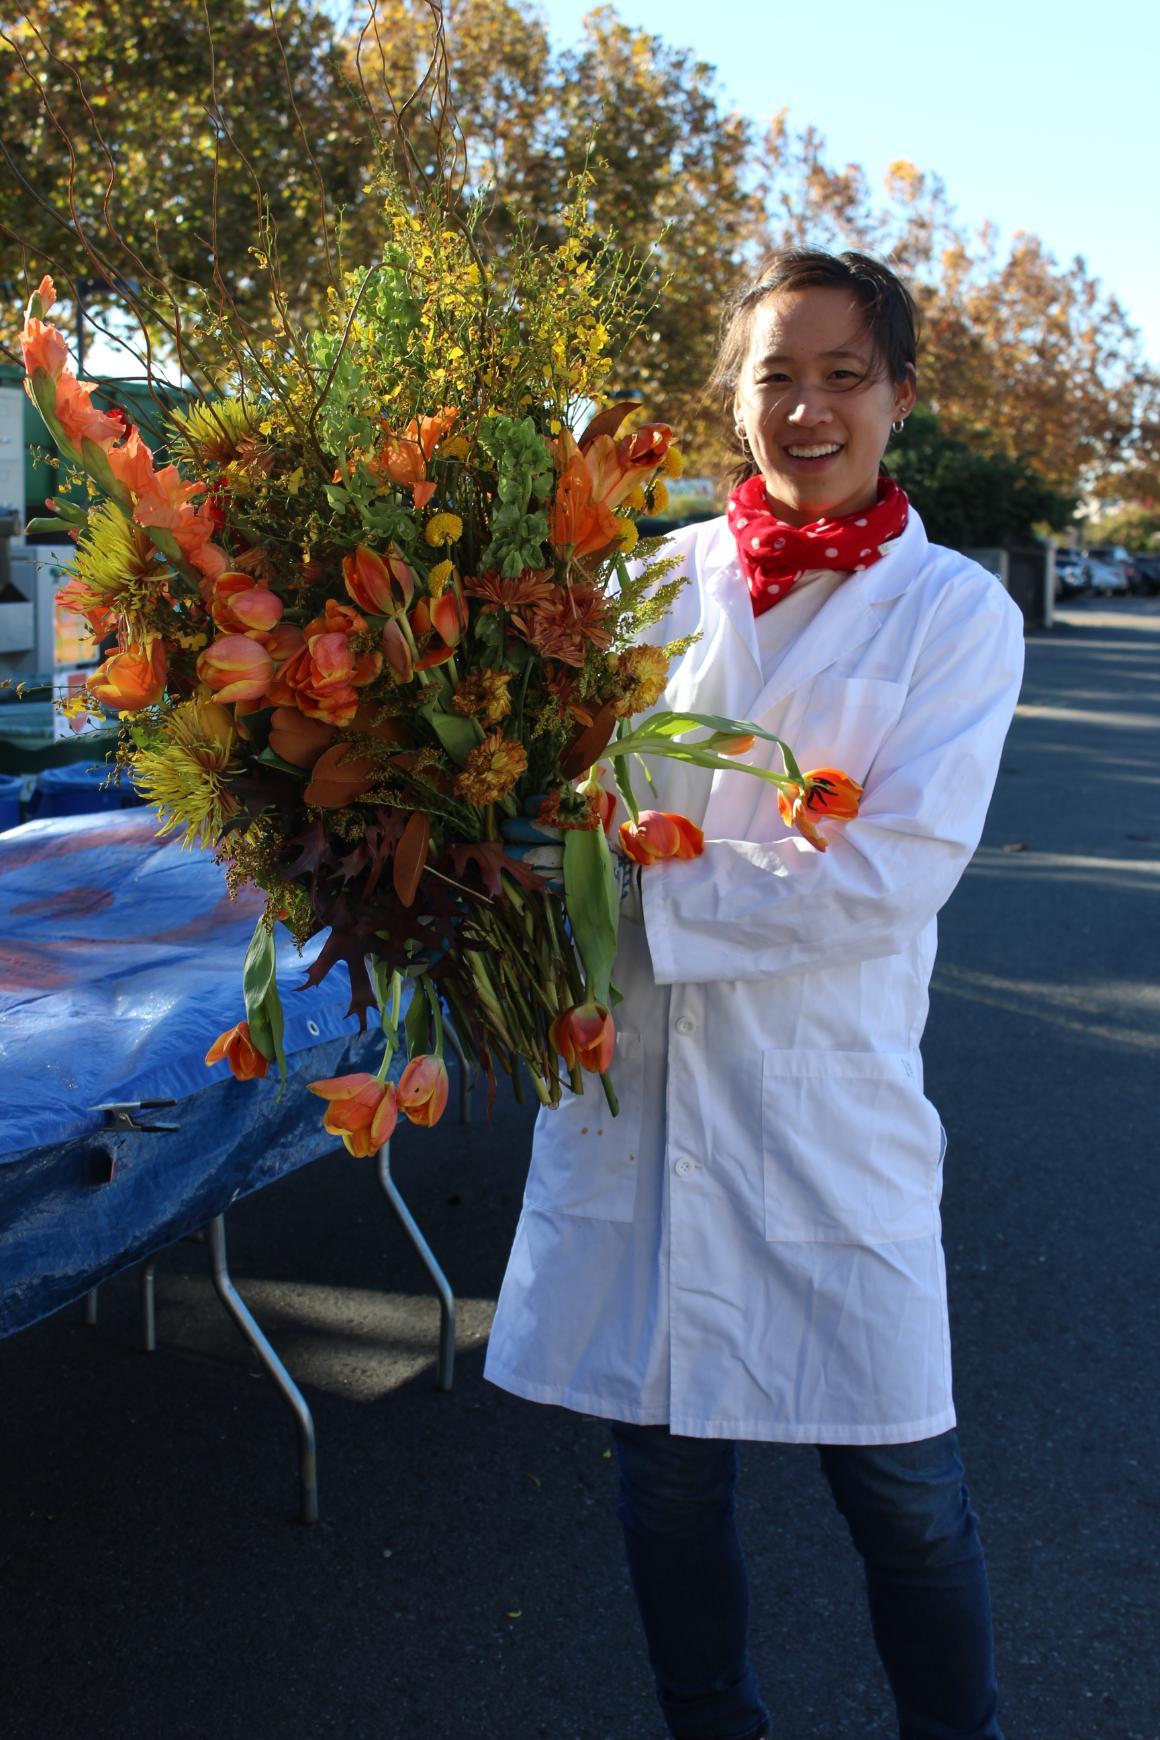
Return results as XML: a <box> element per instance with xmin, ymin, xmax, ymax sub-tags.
<box><xmin>536</xmin><ymin>0</ymin><xmax>1160</xmax><ymax>367</ymax></box>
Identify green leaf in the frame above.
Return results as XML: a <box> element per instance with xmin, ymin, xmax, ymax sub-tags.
<box><xmin>564</xmin><ymin>826</ymin><xmax>619</xmax><ymax>1009</ymax></box>
<box><xmin>418</xmin><ymin>701</ymin><xmax>483</xmax><ymax>765</ymax></box>
<box><xmin>242</xmin><ymin>916</ymin><xmax>286</xmax><ymax>1095</ymax></box>
<box><xmin>242</xmin><ymin>916</ymin><xmax>276</xmax><ymax>1025</ymax></box>
<box><xmin>369</xmin><ymin>956</ymin><xmax>399</xmax><ymax>1047</ymax></box>
<box><xmin>255</xmin><ymin>746</ymin><xmax>308</xmax><ymax>778</ymax></box>
<box><xmin>24</xmin><ymin>516</ymin><xmax>76</xmax><ymax>538</ymax></box>
<box><xmin>404</xmin><ymin>977</ymin><xmax>430</xmax><ymax>1057</ymax></box>
<box><xmin>608</xmin><ymin>746</ymin><xmax>640</xmax><ymax>824</ymax></box>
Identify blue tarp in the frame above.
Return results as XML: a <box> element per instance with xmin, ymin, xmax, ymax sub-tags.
<box><xmin>0</xmin><ymin>809</ymin><xmax>394</xmax><ymax>1337</ymax></box>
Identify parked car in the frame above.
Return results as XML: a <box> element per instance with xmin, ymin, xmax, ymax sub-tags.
<box><xmin>1054</xmin><ymin>548</ymin><xmax>1089</xmax><ymax>597</ymax></box>
<box><xmin>1085</xmin><ymin>555</ymin><xmax>1130</xmax><ymax>596</ymax></box>
<box><xmin>1086</xmin><ymin>544</ymin><xmax>1138</xmax><ymax>591</ymax></box>
<box><xmin>1132</xmin><ymin>554</ymin><xmax>1160</xmax><ymax>595</ymax></box>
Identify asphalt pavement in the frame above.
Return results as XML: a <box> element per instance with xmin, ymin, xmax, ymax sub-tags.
<box><xmin>2</xmin><ymin>595</ymin><xmax>1157</xmax><ymax>1740</ymax></box>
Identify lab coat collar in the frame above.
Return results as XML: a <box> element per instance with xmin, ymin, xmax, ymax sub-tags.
<box><xmin>700</xmin><ymin>507</ymin><xmax>930</xmax><ymax>721</ymax></box>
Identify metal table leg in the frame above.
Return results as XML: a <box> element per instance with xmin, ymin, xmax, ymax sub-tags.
<box><xmin>140</xmin><ymin>1261</ymin><xmax>157</xmax><ymax>1352</ymax></box>
<box><xmin>83</xmin><ymin>1287</ymin><xmax>99</xmax><ymax>1326</ymax></box>
<box><xmin>207</xmin><ymin>1215</ymin><xmax>319</xmax><ymax>1525</ymax></box>
<box><xmin>377</xmin><ymin>1145</ymin><xmax>456</xmax><ymax>1391</ymax></box>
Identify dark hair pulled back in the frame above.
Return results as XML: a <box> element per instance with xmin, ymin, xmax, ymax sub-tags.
<box><xmin>706</xmin><ymin>249</ymin><xmax>921</xmax><ymax>482</ymax></box>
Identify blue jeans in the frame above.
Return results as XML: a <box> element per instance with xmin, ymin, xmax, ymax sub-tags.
<box><xmin>610</xmin><ymin>1423</ymin><xmax>1003</xmax><ymax>1740</ymax></box>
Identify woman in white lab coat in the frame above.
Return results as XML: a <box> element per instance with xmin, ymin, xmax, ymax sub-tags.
<box><xmin>487</xmin><ymin>250</ymin><xmax>1024</xmax><ymax>1740</ymax></box>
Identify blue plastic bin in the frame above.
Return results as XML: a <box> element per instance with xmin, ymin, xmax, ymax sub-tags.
<box><xmin>28</xmin><ymin>762</ymin><xmax>146</xmax><ymax>820</ymax></box>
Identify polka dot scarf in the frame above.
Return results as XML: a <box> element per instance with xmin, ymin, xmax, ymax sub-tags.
<box><xmin>726</xmin><ymin>474</ymin><xmax>909</xmax><ymax>616</ymax></box>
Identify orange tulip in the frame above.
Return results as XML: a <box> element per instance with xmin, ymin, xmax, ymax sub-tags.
<box><xmin>618</xmin><ymin>809</ymin><xmax>705</xmax><ymax>866</ymax></box>
<box><xmin>342</xmin><ymin>544</ymin><xmax>416</xmax><ymax>616</ymax></box>
<box><xmin>713</xmin><ymin>734</ymin><xmax>756</xmax><ymax>756</ymax></box>
<box><xmin>379</xmin><ymin>618</ymin><xmax>414</xmax><ymax>682</ymax></box>
<box><xmin>205</xmin><ymin>1019</ymin><xmax>269</xmax><ymax>1081</ymax></box>
<box><xmin>211</xmin><ymin>571</ymin><xmax>284</xmax><ymax>635</ymax></box>
<box><xmin>257</xmin><ymin>621</ymin><xmax>305</xmax><ymax>662</ymax></box>
<box><xmin>87</xmin><ymin>638</ymin><xmax>168</xmax><ymax>710</ymax></box>
<box><xmin>777</xmin><ymin>768</ymin><xmax>864</xmax><ymax>852</ymax></box>
<box><xmin>549</xmin><ymin>1002</ymin><xmax>616</xmax><ymax>1074</ymax></box>
<box><xmin>197</xmin><ymin>634</ymin><xmax>275</xmax><ymax>704</ymax></box>
<box><xmin>591</xmin><ymin>780</ymin><xmax>618</xmax><ymax>835</ymax></box>
<box><xmin>397</xmin><ymin>1055</ymin><xmax>450</xmax><ymax>1127</ymax></box>
<box><xmin>265</xmin><ymin>601</ymin><xmax>381</xmax><ymax>726</ymax></box>
<box><xmin>307</xmin><ymin>1072</ymin><xmax>398</xmax><ymax>1156</ymax></box>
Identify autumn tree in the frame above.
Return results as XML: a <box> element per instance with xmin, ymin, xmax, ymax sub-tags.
<box><xmin>0</xmin><ymin>0</ymin><xmax>375</xmax><ymax>376</ymax></box>
<box><xmin>888</xmin><ymin>405</ymin><xmax>1075</xmax><ymax>548</ymax></box>
<box><xmin>759</xmin><ymin>118</ymin><xmax>1160</xmax><ymax>503</ymax></box>
<box><xmin>349</xmin><ymin>1</ymin><xmax>761</xmax><ymax>462</ymax></box>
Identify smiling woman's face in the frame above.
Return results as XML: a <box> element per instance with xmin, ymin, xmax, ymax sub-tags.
<box><xmin>733</xmin><ymin>286</ymin><xmax>916</xmax><ymax>527</ymax></box>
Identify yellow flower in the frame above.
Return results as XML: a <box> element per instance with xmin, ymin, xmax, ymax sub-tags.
<box><xmin>648</xmin><ymin>479</ymin><xmax>670</xmax><ymax>514</ymax></box>
<box><xmin>612</xmin><ymin>644</ymin><xmax>669</xmax><ymax>717</ymax></box>
<box><xmin>453</xmin><ymin>730</ymin><xmax>528</xmax><ymax>805</ymax></box>
<box><xmin>662</xmin><ymin>445</ymin><xmax>685</xmax><ymax>479</ymax></box>
<box><xmin>617</xmin><ymin>518</ymin><xmax>639</xmax><ymax>556</ymax></box>
<box><xmin>131</xmin><ymin>699</ymin><xmax>243</xmax><ymax>849</ymax></box>
<box><xmin>424</xmin><ymin>512</ymin><xmax>464</xmax><ymax>548</ymax></box>
<box><xmin>440</xmin><ymin>435</ymin><xmax>470</xmax><ymax>458</ymax></box>
<box><xmin>427</xmin><ymin>559</ymin><xmax>454</xmax><ymax>592</ymax></box>
<box><xmin>451</xmin><ymin>669</ymin><xmax>513</xmax><ymax>727</ymax></box>
<box><xmin>624</xmin><ymin>483</ymin><xmax>647</xmax><ymax>511</ymax></box>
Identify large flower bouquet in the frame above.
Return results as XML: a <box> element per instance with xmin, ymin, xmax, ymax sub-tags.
<box><xmin>19</xmin><ymin>166</ymin><xmax>859</xmax><ymax>1153</ymax></box>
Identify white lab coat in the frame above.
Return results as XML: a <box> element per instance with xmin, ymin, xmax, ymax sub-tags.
<box><xmin>484</xmin><ymin>507</ymin><xmax>1025</xmax><ymax>1443</ymax></box>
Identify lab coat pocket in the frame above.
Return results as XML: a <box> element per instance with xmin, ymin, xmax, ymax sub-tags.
<box><xmin>788</xmin><ymin>675</ymin><xmax>907</xmax><ymax>788</ymax></box>
<box><xmin>761</xmin><ymin>1048</ymin><xmax>942</xmax><ymax>1243</ymax></box>
<box><xmin>523</xmin><ymin>1030</ymin><xmax>643</xmax><ymax>1222</ymax></box>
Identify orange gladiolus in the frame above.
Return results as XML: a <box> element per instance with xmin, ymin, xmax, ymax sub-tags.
<box><xmin>211</xmin><ymin>571</ymin><xmax>284</xmax><ymax>635</ymax></box>
<box><xmin>87</xmin><ymin>638</ymin><xmax>168</xmax><ymax>710</ymax></box>
<box><xmin>548</xmin><ymin>436</ymin><xmax>621</xmax><ymax>558</ymax></box>
<box><xmin>205</xmin><ymin>1019</ymin><xmax>270</xmax><ymax>1081</ymax></box>
<box><xmin>373</xmin><ymin>407</ymin><xmax>458</xmax><ymax>506</ymax></box>
<box><xmin>583</xmin><ymin>422</ymin><xmax>674</xmax><ymax>512</ymax></box>
<box><xmin>777</xmin><ymin>768</ymin><xmax>864</xmax><ymax>852</ymax></box>
<box><xmin>307</xmin><ymin>1072</ymin><xmax>398</xmax><ymax>1156</ymax></box>
<box><xmin>196</xmin><ymin>634</ymin><xmax>275</xmax><ymax>704</ymax></box>
<box><xmin>549</xmin><ymin>1002</ymin><xmax>616</xmax><ymax>1074</ymax></box>
<box><xmin>397</xmin><ymin>1055</ymin><xmax>450</xmax><ymax>1127</ymax></box>
<box><xmin>342</xmin><ymin>544</ymin><xmax>416</xmax><ymax>616</ymax></box>
<box><xmin>105</xmin><ymin>428</ymin><xmax>163</xmax><ymax>499</ymax></box>
<box><xmin>618</xmin><ymin>809</ymin><xmax>705</xmax><ymax>866</ymax></box>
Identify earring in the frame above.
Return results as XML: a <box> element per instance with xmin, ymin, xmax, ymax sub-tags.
<box><xmin>735</xmin><ymin>425</ymin><xmax>753</xmax><ymax>458</ymax></box>
<box><xmin>891</xmin><ymin>416</ymin><xmax>906</xmax><ymax>435</ymax></box>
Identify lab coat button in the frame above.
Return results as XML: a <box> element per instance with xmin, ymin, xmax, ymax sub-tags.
<box><xmin>674</xmin><ymin>1156</ymin><xmax>695</xmax><ymax>1179</ymax></box>
<box><xmin>674</xmin><ymin>1015</ymin><xmax>696</xmax><ymax>1036</ymax></box>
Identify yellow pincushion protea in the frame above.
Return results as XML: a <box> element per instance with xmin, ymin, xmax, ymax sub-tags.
<box><xmin>131</xmin><ymin>698</ymin><xmax>244</xmax><ymax>848</ymax></box>
<box><xmin>424</xmin><ymin>511</ymin><xmax>463</xmax><ymax>548</ymax></box>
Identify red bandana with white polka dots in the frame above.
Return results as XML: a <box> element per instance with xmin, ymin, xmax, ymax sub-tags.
<box><xmin>726</xmin><ymin>474</ymin><xmax>909</xmax><ymax>616</ymax></box>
